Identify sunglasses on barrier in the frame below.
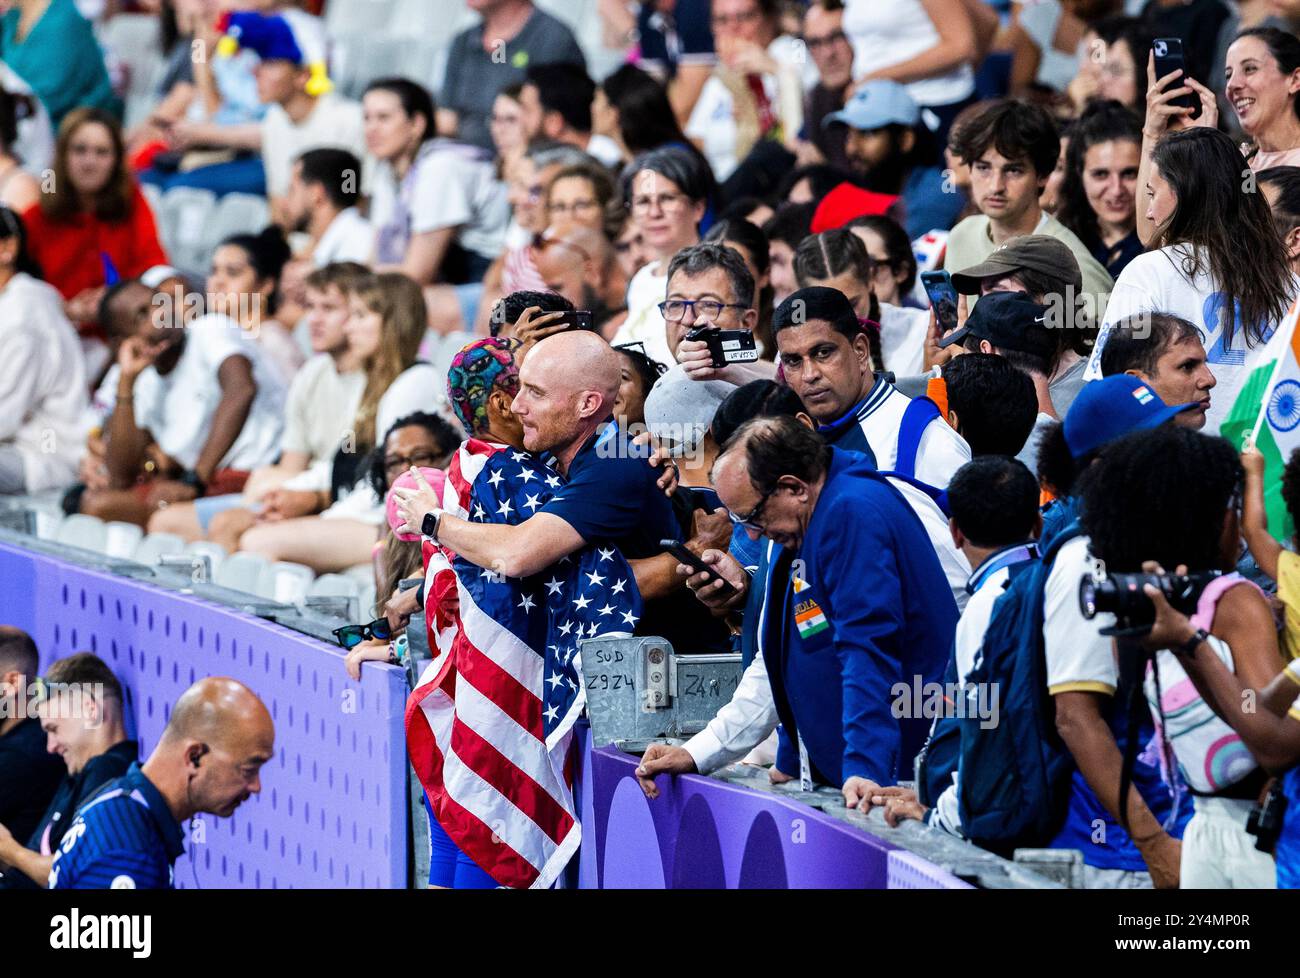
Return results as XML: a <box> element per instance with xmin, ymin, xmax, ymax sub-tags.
<box><xmin>332</xmin><ymin>618</ymin><xmax>393</xmax><ymax>650</ymax></box>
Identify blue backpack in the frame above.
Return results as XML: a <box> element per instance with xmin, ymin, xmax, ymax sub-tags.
<box><xmin>956</xmin><ymin>521</ymin><xmax>1080</xmax><ymax>852</ymax></box>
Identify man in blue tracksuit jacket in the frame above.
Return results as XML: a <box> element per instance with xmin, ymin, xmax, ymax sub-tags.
<box><xmin>637</xmin><ymin>415</ymin><xmax>958</xmax><ymax>806</ymax></box>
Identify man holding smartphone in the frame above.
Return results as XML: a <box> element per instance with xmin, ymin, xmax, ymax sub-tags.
<box><xmin>634</xmin><ymin>415</ymin><xmax>957</xmax><ymax>809</ymax></box>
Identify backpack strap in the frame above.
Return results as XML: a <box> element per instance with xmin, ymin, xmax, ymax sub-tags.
<box><xmin>877</xmin><ymin>470</ymin><xmax>951</xmax><ymax>518</ymax></box>
<box><xmin>893</xmin><ymin>395</ymin><xmax>942</xmax><ymax>480</ymax></box>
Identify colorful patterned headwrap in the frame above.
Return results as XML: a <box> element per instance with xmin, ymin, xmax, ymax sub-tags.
<box><xmin>446</xmin><ymin>337</ymin><xmax>522</xmax><ymax>437</ymax></box>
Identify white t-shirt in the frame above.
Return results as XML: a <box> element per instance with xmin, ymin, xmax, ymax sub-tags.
<box><xmin>369</xmin><ymin>139</ymin><xmax>509</xmax><ymax>265</ymax></box>
<box><xmin>0</xmin><ymin>274</ymin><xmax>87</xmax><ymax>490</ymax></box>
<box><xmin>319</xmin><ymin>362</ymin><xmax>452</xmax><ymax>525</ymax></box>
<box><xmin>1016</xmin><ymin>0</ymin><xmax>1081</xmax><ymax>93</ymax></box>
<box><xmin>314</xmin><ymin>207</ymin><xmax>374</xmax><ymax>267</ymax></box>
<box><xmin>124</xmin><ymin>314</ymin><xmax>287</xmax><ymax>472</ymax></box>
<box><xmin>280</xmin><ymin>354</ymin><xmax>365</xmax><ymax>463</ymax></box>
<box><xmin>261</xmin><ymin>93</ymin><xmax>367</xmax><ymax>200</ymax></box>
<box><xmin>843</xmin><ymin>0</ymin><xmax>975</xmax><ymax>108</ymax></box>
<box><xmin>585</xmin><ymin>133</ymin><xmax>625</xmax><ymax>169</ymax></box>
<box><xmin>612</xmin><ymin>261</ymin><xmax>673</xmax><ymax>368</ymax></box>
<box><xmin>1092</xmin><ymin>244</ymin><xmax>1296</xmax><ymax>436</ymax></box>
<box><xmin>1043</xmin><ymin>535</ymin><xmax>1117</xmax><ymax>696</ymax></box>
<box><xmin>880</xmin><ymin>302</ymin><xmax>928</xmax><ymax>377</ymax></box>
<box><xmin>685</xmin><ymin>34</ymin><xmax>805</xmax><ymax>183</ymax></box>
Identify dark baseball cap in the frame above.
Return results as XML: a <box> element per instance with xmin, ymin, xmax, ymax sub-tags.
<box><xmin>937</xmin><ymin>290</ymin><xmax>1058</xmax><ymax>359</ymax></box>
<box><xmin>950</xmin><ymin>235</ymin><xmax>1083</xmax><ymax>295</ymax></box>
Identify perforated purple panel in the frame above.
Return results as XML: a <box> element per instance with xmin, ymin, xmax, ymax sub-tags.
<box><xmin>583</xmin><ymin>743</ymin><xmax>969</xmax><ymax>889</ymax></box>
<box><xmin>0</xmin><ymin>541</ymin><xmax>409</xmax><ymax>889</ymax></box>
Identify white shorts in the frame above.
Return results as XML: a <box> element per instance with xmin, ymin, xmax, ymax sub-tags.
<box><xmin>1181</xmin><ymin>795</ymin><xmax>1276</xmax><ymax>889</ymax></box>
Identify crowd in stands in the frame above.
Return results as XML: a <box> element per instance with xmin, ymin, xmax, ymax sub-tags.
<box><xmin>7</xmin><ymin>0</ymin><xmax>1300</xmax><ymax>891</ymax></box>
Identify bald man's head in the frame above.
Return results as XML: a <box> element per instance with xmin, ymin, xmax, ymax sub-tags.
<box><xmin>150</xmin><ymin>677</ymin><xmax>274</xmax><ymax>820</ymax></box>
<box><xmin>534</xmin><ymin>227</ymin><xmax>613</xmax><ymax>308</ymax></box>
<box><xmin>512</xmin><ymin>330</ymin><xmax>620</xmax><ymax>455</ymax></box>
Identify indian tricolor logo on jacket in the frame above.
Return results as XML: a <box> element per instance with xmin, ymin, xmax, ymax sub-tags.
<box><xmin>793</xmin><ymin>576</ymin><xmax>829</xmax><ymax>640</ymax></box>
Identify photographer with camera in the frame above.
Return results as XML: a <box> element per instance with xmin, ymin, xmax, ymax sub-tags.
<box><xmin>1081</xmin><ymin>424</ymin><xmax>1280</xmax><ymax>888</ymax></box>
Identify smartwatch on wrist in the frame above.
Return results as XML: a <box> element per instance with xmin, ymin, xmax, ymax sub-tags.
<box><xmin>1174</xmin><ymin>627</ymin><xmax>1210</xmax><ymax>658</ymax></box>
<box><xmin>421</xmin><ymin>510</ymin><xmax>442</xmax><ymax>541</ymax></box>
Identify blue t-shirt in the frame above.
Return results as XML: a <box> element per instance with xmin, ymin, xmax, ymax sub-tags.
<box><xmin>49</xmin><ymin>763</ymin><xmax>185</xmax><ymax>890</ymax></box>
<box><xmin>1278</xmin><ymin>766</ymin><xmax>1300</xmax><ymax>888</ymax></box>
<box><xmin>541</xmin><ymin>423</ymin><xmax>680</xmax><ymax>559</ymax></box>
<box><xmin>902</xmin><ymin>166</ymin><xmax>967</xmax><ymax>239</ymax></box>
<box><xmin>637</xmin><ymin>0</ymin><xmax>715</xmax><ymax>76</ymax></box>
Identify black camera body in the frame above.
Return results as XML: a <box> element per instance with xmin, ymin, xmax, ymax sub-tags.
<box><xmin>1246</xmin><ymin>781</ymin><xmax>1289</xmax><ymax>854</ymax></box>
<box><xmin>685</xmin><ymin>327</ymin><xmax>758</xmax><ymax>368</ymax></box>
<box><xmin>1078</xmin><ymin>570</ymin><xmax>1222</xmax><ymax>634</ymax></box>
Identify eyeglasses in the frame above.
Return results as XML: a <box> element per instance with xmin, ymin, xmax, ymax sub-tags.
<box><xmin>383</xmin><ymin>450</ymin><xmax>447</xmax><ymax>477</ymax></box>
<box><xmin>803</xmin><ymin>30</ymin><xmax>848</xmax><ymax>50</ymax></box>
<box><xmin>548</xmin><ymin>198</ymin><xmax>600</xmax><ymax>217</ymax></box>
<box><xmin>730</xmin><ymin>487</ymin><xmax>777</xmax><ymax>532</ymax></box>
<box><xmin>531</xmin><ymin>232</ymin><xmax>592</xmax><ymax>264</ymax></box>
<box><xmin>658</xmin><ymin>299</ymin><xmax>747</xmax><ymax>322</ymax></box>
<box><xmin>332</xmin><ymin>618</ymin><xmax>393</xmax><ymax>650</ymax></box>
<box><xmin>629</xmin><ymin>191</ymin><xmax>689</xmax><ymax>215</ymax></box>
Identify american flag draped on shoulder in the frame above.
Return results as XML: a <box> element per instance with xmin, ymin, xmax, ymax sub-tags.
<box><xmin>404</xmin><ymin>439</ymin><xmax>642</xmax><ymax>888</ymax></box>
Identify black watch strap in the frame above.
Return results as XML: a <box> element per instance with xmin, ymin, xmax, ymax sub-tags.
<box><xmin>421</xmin><ymin>510</ymin><xmax>440</xmax><ymax>540</ymax></box>
<box><xmin>1175</xmin><ymin>628</ymin><xmax>1210</xmax><ymax>657</ymax></box>
<box><xmin>179</xmin><ymin>469</ymin><xmax>207</xmax><ymax>496</ymax></box>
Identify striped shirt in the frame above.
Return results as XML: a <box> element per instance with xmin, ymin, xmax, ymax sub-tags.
<box><xmin>49</xmin><ymin>763</ymin><xmax>184</xmax><ymax>890</ymax></box>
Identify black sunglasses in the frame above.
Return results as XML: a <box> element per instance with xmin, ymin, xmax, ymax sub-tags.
<box><xmin>332</xmin><ymin>618</ymin><xmax>393</xmax><ymax>650</ymax></box>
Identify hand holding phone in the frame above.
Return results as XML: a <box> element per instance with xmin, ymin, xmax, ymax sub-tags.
<box><xmin>921</xmin><ymin>270</ymin><xmax>960</xmax><ymax>334</ymax></box>
<box><xmin>660</xmin><ymin>539</ymin><xmax>738</xmax><ymax>599</ymax></box>
<box><xmin>1152</xmin><ymin>38</ymin><xmax>1199</xmax><ymax>117</ymax></box>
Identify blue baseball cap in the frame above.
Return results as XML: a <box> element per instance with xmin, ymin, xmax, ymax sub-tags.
<box><xmin>1063</xmin><ymin>375</ymin><xmax>1199</xmax><ymax>460</ymax></box>
<box><xmin>824</xmin><ymin>80</ymin><xmax>920</xmax><ymax>132</ymax></box>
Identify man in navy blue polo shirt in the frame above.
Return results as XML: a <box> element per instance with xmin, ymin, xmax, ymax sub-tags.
<box><xmin>49</xmin><ymin>677</ymin><xmax>273</xmax><ymax>889</ymax></box>
<box><xmin>396</xmin><ymin>329</ymin><xmax>711</xmax><ymax>649</ymax></box>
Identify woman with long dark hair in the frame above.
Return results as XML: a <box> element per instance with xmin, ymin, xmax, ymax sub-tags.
<box><xmin>1225</xmin><ymin>27</ymin><xmax>1300</xmax><ymax>170</ymax></box>
<box><xmin>1100</xmin><ymin>125</ymin><xmax>1295</xmax><ymax>437</ymax></box>
<box><xmin>595</xmin><ymin>64</ymin><xmax>703</xmax><ymax>164</ymax></box>
<box><xmin>1056</xmin><ymin>99</ymin><xmax>1143</xmax><ymax>277</ymax></box>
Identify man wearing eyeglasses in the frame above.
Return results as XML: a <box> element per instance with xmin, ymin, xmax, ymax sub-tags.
<box><xmin>663</xmin><ymin>242</ymin><xmax>777</xmax><ymax>385</ymax></box>
<box><xmin>634</xmin><ymin>415</ymin><xmax>956</xmax><ymax>810</ymax></box>
<box><xmin>799</xmin><ymin>1</ymin><xmax>855</xmax><ymax>170</ymax></box>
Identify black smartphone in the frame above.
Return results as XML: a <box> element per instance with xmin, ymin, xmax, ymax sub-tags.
<box><xmin>920</xmin><ymin>270</ymin><xmax>960</xmax><ymax>334</ymax></box>
<box><xmin>659</xmin><ymin>539</ymin><xmax>737</xmax><ymax>597</ymax></box>
<box><xmin>1153</xmin><ymin>38</ymin><xmax>1199</xmax><ymax>116</ymax></box>
<box><xmin>555</xmin><ymin>309</ymin><xmax>597</xmax><ymax>331</ymax></box>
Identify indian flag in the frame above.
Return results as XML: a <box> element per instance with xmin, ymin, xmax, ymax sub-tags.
<box><xmin>1222</xmin><ymin>300</ymin><xmax>1300</xmax><ymax>542</ymax></box>
<box><xmin>793</xmin><ymin>576</ymin><xmax>829</xmax><ymax>640</ymax></box>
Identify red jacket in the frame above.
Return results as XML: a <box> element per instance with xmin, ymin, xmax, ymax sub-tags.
<box><xmin>22</xmin><ymin>185</ymin><xmax>169</xmax><ymax>323</ymax></box>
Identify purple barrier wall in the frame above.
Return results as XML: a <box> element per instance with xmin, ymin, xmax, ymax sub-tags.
<box><xmin>577</xmin><ymin>738</ymin><xmax>972</xmax><ymax>889</ymax></box>
<box><xmin>0</xmin><ymin>541</ymin><xmax>409</xmax><ymax>889</ymax></box>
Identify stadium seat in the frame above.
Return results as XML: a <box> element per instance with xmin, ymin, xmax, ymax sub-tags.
<box><xmin>214</xmin><ymin>551</ymin><xmax>270</xmax><ymax>595</ymax></box>
<box><xmin>258</xmin><ymin>561</ymin><xmax>316</xmax><ymax>605</ymax></box>
<box><xmin>56</xmin><ymin>514</ymin><xmax>107</xmax><ymax>554</ymax></box>
<box><xmin>133</xmin><ymin>532</ymin><xmax>186</xmax><ymax>565</ymax></box>
<box><xmin>204</xmin><ymin>193</ymin><xmax>271</xmax><ymax>259</ymax></box>
<box><xmin>333</xmin><ymin>36</ymin><xmax>431</xmax><ymax>101</ymax></box>
<box><xmin>389</xmin><ymin>0</ymin><xmax>473</xmax><ymax>46</ymax></box>
<box><xmin>102</xmin><ymin>521</ymin><xmax>145</xmax><ymax>560</ymax></box>
<box><xmin>308</xmin><ymin>573</ymin><xmax>361</xmax><ymax>601</ymax></box>
<box><xmin>31</xmin><ymin>508</ymin><xmax>65</xmax><ymax>541</ymax></box>
<box><xmin>101</xmin><ymin>13</ymin><xmax>167</xmax><ymax>129</ymax></box>
<box><xmin>324</xmin><ymin>0</ymin><xmax>398</xmax><ymax>38</ymax></box>
<box><xmin>184</xmin><ymin>540</ymin><xmax>228</xmax><ymax>578</ymax></box>
<box><xmin>158</xmin><ymin>187</ymin><xmax>219</xmax><ymax>279</ymax></box>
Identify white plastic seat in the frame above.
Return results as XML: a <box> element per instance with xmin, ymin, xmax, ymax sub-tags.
<box><xmin>184</xmin><ymin>540</ymin><xmax>228</xmax><ymax>578</ymax></box>
<box><xmin>102</xmin><ymin>521</ymin><xmax>144</xmax><ymax>559</ymax></box>
<box><xmin>214</xmin><ymin>551</ymin><xmax>270</xmax><ymax>595</ymax></box>
<box><xmin>204</xmin><ymin>193</ymin><xmax>270</xmax><ymax>259</ymax></box>
<box><xmin>32</xmin><ymin>509</ymin><xmax>65</xmax><ymax>541</ymax></box>
<box><xmin>324</xmin><ymin>0</ymin><xmax>398</xmax><ymax>38</ymax></box>
<box><xmin>158</xmin><ymin>187</ymin><xmax>218</xmax><ymax>278</ymax></box>
<box><xmin>56</xmin><ymin>514</ymin><xmax>107</xmax><ymax>553</ymax></box>
<box><xmin>133</xmin><ymin>531</ymin><xmax>186</xmax><ymax>565</ymax></box>
<box><xmin>308</xmin><ymin>573</ymin><xmax>361</xmax><ymax>600</ymax></box>
<box><xmin>259</xmin><ymin>561</ymin><xmax>316</xmax><ymax>605</ymax></box>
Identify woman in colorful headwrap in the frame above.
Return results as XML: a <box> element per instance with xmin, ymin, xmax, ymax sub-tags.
<box><xmin>401</xmin><ymin>336</ymin><xmax>642</xmax><ymax>888</ymax></box>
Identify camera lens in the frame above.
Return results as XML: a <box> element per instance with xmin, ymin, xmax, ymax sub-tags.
<box><xmin>1078</xmin><ymin>577</ymin><xmax>1098</xmax><ymax>620</ymax></box>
